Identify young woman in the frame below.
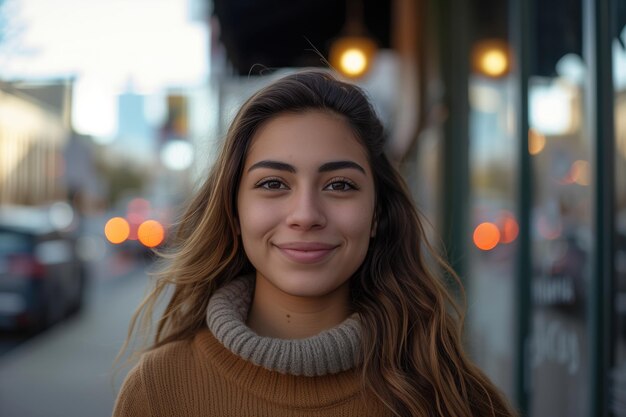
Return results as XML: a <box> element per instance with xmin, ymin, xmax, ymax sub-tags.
<box><xmin>113</xmin><ymin>70</ymin><xmax>517</xmax><ymax>417</ymax></box>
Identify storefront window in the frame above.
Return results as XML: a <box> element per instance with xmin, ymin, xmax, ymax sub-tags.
<box><xmin>527</xmin><ymin>3</ymin><xmax>591</xmax><ymax>414</ymax></box>
<box><xmin>466</xmin><ymin>73</ymin><xmax>518</xmax><ymax>399</ymax></box>
<box><xmin>402</xmin><ymin>128</ymin><xmax>444</xmax><ymax>239</ymax></box>
<box><xmin>610</xmin><ymin>17</ymin><xmax>626</xmax><ymax>416</ymax></box>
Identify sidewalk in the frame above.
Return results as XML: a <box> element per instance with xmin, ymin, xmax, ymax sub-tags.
<box><xmin>0</xmin><ymin>266</ymin><xmax>149</xmax><ymax>417</ymax></box>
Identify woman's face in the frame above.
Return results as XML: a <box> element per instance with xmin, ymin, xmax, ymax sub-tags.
<box><xmin>236</xmin><ymin>111</ymin><xmax>376</xmax><ymax>300</ymax></box>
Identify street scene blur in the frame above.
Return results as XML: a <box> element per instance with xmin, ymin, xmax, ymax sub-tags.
<box><xmin>0</xmin><ymin>0</ymin><xmax>625</xmax><ymax>416</ymax></box>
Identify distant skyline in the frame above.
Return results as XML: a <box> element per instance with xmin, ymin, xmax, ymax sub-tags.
<box><xmin>0</xmin><ymin>0</ymin><xmax>209</xmax><ymax>137</ymax></box>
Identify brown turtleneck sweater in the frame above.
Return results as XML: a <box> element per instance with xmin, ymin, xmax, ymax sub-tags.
<box><xmin>112</xmin><ymin>277</ymin><xmax>390</xmax><ymax>417</ymax></box>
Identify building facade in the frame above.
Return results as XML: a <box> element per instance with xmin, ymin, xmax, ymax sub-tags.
<box><xmin>399</xmin><ymin>0</ymin><xmax>626</xmax><ymax>416</ymax></box>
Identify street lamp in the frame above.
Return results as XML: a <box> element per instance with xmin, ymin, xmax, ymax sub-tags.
<box><xmin>329</xmin><ymin>0</ymin><xmax>378</xmax><ymax>78</ymax></box>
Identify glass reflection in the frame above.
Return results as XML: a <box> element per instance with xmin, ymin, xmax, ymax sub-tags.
<box><xmin>611</xmin><ymin>20</ymin><xmax>626</xmax><ymax>417</ymax></box>
<box><xmin>528</xmin><ymin>56</ymin><xmax>591</xmax><ymax>417</ymax></box>
<box><xmin>467</xmin><ymin>72</ymin><xmax>517</xmax><ymax>399</ymax></box>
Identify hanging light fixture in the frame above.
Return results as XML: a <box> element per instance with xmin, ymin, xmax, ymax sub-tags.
<box><xmin>329</xmin><ymin>0</ymin><xmax>378</xmax><ymax>78</ymax></box>
<box><xmin>471</xmin><ymin>39</ymin><xmax>511</xmax><ymax>78</ymax></box>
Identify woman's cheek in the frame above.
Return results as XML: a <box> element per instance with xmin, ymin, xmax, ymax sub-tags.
<box><xmin>241</xmin><ymin>201</ymin><xmax>281</xmax><ymax>236</ymax></box>
<box><xmin>336</xmin><ymin>202</ymin><xmax>375</xmax><ymax>234</ymax></box>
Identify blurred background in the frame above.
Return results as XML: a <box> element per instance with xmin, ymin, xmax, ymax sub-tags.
<box><xmin>0</xmin><ymin>0</ymin><xmax>624</xmax><ymax>416</ymax></box>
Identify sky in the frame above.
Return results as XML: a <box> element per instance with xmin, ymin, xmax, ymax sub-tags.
<box><xmin>0</xmin><ymin>0</ymin><xmax>209</xmax><ymax>137</ymax></box>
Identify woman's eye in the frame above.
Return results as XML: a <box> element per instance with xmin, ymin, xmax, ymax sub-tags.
<box><xmin>325</xmin><ymin>181</ymin><xmax>356</xmax><ymax>191</ymax></box>
<box><xmin>258</xmin><ymin>179</ymin><xmax>287</xmax><ymax>190</ymax></box>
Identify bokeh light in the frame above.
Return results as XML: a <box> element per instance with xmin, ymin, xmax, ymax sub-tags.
<box><xmin>128</xmin><ymin>198</ymin><xmax>151</xmax><ymax>214</ymax></box>
<box><xmin>137</xmin><ymin>220</ymin><xmax>165</xmax><ymax>248</ymax></box>
<box><xmin>329</xmin><ymin>36</ymin><xmax>377</xmax><ymax>78</ymax></box>
<box><xmin>571</xmin><ymin>160</ymin><xmax>590</xmax><ymax>186</ymax></box>
<box><xmin>340</xmin><ymin>49</ymin><xmax>367</xmax><ymax>76</ymax></box>
<box><xmin>104</xmin><ymin>217</ymin><xmax>130</xmax><ymax>244</ymax></box>
<box><xmin>499</xmin><ymin>212</ymin><xmax>520</xmax><ymax>244</ymax></box>
<box><xmin>481</xmin><ymin>50</ymin><xmax>508</xmax><ymax>76</ymax></box>
<box><xmin>473</xmin><ymin>222</ymin><xmax>501</xmax><ymax>251</ymax></box>
<box><xmin>49</xmin><ymin>201</ymin><xmax>75</xmax><ymax>230</ymax></box>
<box><xmin>160</xmin><ymin>140</ymin><xmax>194</xmax><ymax>171</ymax></box>
<box><xmin>528</xmin><ymin>128</ymin><xmax>546</xmax><ymax>155</ymax></box>
<box><xmin>472</xmin><ymin>39</ymin><xmax>510</xmax><ymax>78</ymax></box>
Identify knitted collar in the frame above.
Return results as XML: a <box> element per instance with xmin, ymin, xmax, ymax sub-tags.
<box><xmin>205</xmin><ymin>275</ymin><xmax>361</xmax><ymax>376</ymax></box>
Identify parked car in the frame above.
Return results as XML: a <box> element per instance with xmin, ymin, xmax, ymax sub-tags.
<box><xmin>0</xmin><ymin>206</ymin><xmax>86</xmax><ymax>332</ymax></box>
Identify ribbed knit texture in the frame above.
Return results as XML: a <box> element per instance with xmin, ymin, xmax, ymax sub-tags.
<box><xmin>112</xmin><ymin>276</ymin><xmax>391</xmax><ymax>416</ymax></box>
<box><xmin>205</xmin><ymin>275</ymin><xmax>361</xmax><ymax>376</ymax></box>
<box><xmin>112</xmin><ymin>328</ymin><xmax>390</xmax><ymax>417</ymax></box>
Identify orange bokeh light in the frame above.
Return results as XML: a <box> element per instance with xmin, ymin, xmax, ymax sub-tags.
<box><xmin>499</xmin><ymin>213</ymin><xmax>520</xmax><ymax>244</ymax></box>
<box><xmin>528</xmin><ymin>129</ymin><xmax>546</xmax><ymax>155</ymax></box>
<box><xmin>104</xmin><ymin>217</ymin><xmax>130</xmax><ymax>244</ymax></box>
<box><xmin>138</xmin><ymin>220</ymin><xmax>165</xmax><ymax>248</ymax></box>
<box><xmin>473</xmin><ymin>222</ymin><xmax>501</xmax><ymax>251</ymax></box>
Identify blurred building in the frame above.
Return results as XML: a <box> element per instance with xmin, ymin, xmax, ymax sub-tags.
<box><xmin>0</xmin><ymin>81</ymin><xmax>69</xmax><ymax>205</ymax></box>
<box><xmin>208</xmin><ymin>0</ymin><xmax>626</xmax><ymax>416</ymax></box>
<box><xmin>64</xmin><ymin>131</ymin><xmax>106</xmax><ymax>214</ymax></box>
<box><xmin>0</xmin><ymin>79</ymin><xmax>105</xmax><ymax>213</ymax></box>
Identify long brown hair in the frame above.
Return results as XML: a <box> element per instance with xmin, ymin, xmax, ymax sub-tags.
<box><xmin>122</xmin><ymin>70</ymin><xmax>517</xmax><ymax>417</ymax></box>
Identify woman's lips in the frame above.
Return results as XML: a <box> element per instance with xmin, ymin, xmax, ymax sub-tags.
<box><xmin>274</xmin><ymin>242</ymin><xmax>339</xmax><ymax>264</ymax></box>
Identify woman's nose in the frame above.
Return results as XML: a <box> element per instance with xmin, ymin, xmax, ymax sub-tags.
<box><xmin>286</xmin><ymin>189</ymin><xmax>326</xmax><ymax>230</ymax></box>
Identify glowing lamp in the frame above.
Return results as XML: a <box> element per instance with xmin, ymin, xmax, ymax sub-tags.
<box><xmin>329</xmin><ymin>36</ymin><xmax>377</xmax><ymax>78</ymax></box>
<box><xmin>328</xmin><ymin>0</ymin><xmax>377</xmax><ymax>79</ymax></box>
<box><xmin>472</xmin><ymin>39</ymin><xmax>510</xmax><ymax>78</ymax></box>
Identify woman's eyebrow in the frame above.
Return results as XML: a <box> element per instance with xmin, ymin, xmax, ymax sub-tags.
<box><xmin>318</xmin><ymin>161</ymin><xmax>366</xmax><ymax>174</ymax></box>
<box><xmin>247</xmin><ymin>160</ymin><xmax>366</xmax><ymax>175</ymax></box>
<box><xmin>248</xmin><ymin>160</ymin><xmax>295</xmax><ymax>173</ymax></box>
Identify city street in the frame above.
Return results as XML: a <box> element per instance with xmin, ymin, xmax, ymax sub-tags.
<box><xmin>0</xmin><ymin>259</ymin><xmax>152</xmax><ymax>417</ymax></box>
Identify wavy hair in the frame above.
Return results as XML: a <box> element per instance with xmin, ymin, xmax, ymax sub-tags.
<box><xmin>122</xmin><ymin>70</ymin><xmax>516</xmax><ymax>417</ymax></box>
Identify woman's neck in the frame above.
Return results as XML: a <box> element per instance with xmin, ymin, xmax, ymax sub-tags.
<box><xmin>246</xmin><ymin>274</ymin><xmax>351</xmax><ymax>339</ymax></box>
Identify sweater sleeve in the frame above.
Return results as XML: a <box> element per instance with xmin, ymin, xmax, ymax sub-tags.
<box><xmin>112</xmin><ymin>364</ymin><xmax>152</xmax><ymax>417</ymax></box>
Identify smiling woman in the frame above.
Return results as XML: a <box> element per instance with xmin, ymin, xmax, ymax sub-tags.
<box><xmin>113</xmin><ymin>71</ymin><xmax>517</xmax><ymax>417</ymax></box>
<box><xmin>237</xmin><ymin>111</ymin><xmax>376</xmax><ymax>339</ymax></box>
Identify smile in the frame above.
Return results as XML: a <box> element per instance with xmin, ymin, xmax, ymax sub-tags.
<box><xmin>274</xmin><ymin>242</ymin><xmax>339</xmax><ymax>264</ymax></box>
